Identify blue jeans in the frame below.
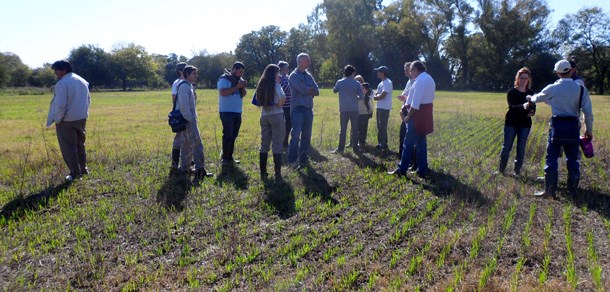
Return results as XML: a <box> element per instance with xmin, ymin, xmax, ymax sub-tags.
<box><xmin>545</xmin><ymin>137</ymin><xmax>580</xmax><ymax>187</ymax></box>
<box><xmin>288</xmin><ymin>106</ymin><xmax>313</xmax><ymax>164</ymax></box>
<box><xmin>338</xmin><ymin>111</ymin><xmax>359</xmax><ymax>151</ymax></box>
<box><xmin>499</xmin><ymin>126</ymin><xmax>530</xmax><ymax>173</ymax></box>
<box><xmin>398</xmin><ymin>120</ymin><xmax>428</xmax><ymax>175</ymax></box>
<box><xmin>219</xmin><ymin>112</ymin><xmax>242</xmax><ymax>160</ymax></box>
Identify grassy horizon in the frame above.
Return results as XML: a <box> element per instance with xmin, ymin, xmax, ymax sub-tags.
<box><xmin>0</xmin><ymin>89</ymin><xmax>609</xmax><ymax>290</ymax></box>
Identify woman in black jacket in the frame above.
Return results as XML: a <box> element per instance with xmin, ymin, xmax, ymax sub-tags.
<box><xmin>497</xmin><ymin>67</ymin><xmax>536</xmax><ymax>176</ymax></box>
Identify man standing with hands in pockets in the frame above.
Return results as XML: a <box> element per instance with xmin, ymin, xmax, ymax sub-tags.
<box><xmin>288</xmin><ymin>53</ymin><xmax>319</xmax><ymax>169</ymax></box>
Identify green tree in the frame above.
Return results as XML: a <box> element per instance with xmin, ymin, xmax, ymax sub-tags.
<box><xmin>554</xmin><ymin>7</ymin><xmax>610</xmax><ymax>94</ymax></box>
<box><xmin>320</xmin><ymin>0</ymin><xmax>378</xmax><ymax>80</ymax></box>
<box><xmin>159</xmin><ymin>53</ymin><xmax>188</xmax><ymax>86</ymax></box>
<box><xmin>110</xmin><ymin>43</ymin><xmax>157</xmax><ymax>91</ymax></box>
<box><xmin>0</xmin><ymin>52</ymin><xmax>31</xmax><ymax>87</ymax></box>
<box><xmin>474</xmin><ymin>0</ymin><xmax>550</xmax><ymax>90</ymax></box>
<box><xmin>438</xmin><ymin>0</ymin><xmax>474</xmax><ymax>89</ymax></box>
<box><xmin>235</xmin><ymin>25</ymin><xmax>288</xmax><ymax>79</ymax></box>
<box><xmin>28</xmin><ymin>63</ymin><xmax>55</xmax><ymax>88</ymax></box>
<box><xmin>189</xmin><ymin>51</ymin><xmax>236</xmax><ymax>89</ymax></box>
<box><xmin>371</xmin><ymin>1</ymin><xmax>422</xmax><ymax>87</ymax></box>
<box><xmin>69</xmin><ymin>44</ymin><xmax>113</xmax><ymax>88</ymax></box>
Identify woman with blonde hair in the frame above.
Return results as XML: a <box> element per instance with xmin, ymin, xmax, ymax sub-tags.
<box><xmin>255</xmin><ymin>64</ymin><xmax>286</xmax><ymax>179</ymax></box>
<box><xmin>496</xmin><ymin>67</ymin><xmax>536</xmax><ymax>176</ymax></box>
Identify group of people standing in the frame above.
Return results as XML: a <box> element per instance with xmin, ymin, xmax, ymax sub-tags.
<box><xmin>45</xmin><ymin>55</ymin><xmax>594</xmax><ymax>198</ymax></box>
<box><xmin>167</xmin><ymin>53</ymin><xmax>320</xmax><ymax>180</ymax></box>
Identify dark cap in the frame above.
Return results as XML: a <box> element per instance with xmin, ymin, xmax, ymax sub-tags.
<box><xmin>374</xmin><ymin>66</ymin><xmax>388</xmax><ymax>73</ymax></box>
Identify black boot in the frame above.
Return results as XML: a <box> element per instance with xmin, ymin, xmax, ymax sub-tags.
<box><xmin>259</xmin><ymin>153</ymin><xmax>268</xmax><ymax>179</ymax></box>
<box><xmin>172</xmin><ymin>148</ymin><xmax>180</xmax><ymax>168</ymax></box>
<box><xmin>567</xmin><ymin>177</ymin><xmax>579</xmax><ymax>195</ymax></box>
<box><xmin>273</xmin><ymin>154</ymin><xmax>283</xmax><ymax>179</ymax></box>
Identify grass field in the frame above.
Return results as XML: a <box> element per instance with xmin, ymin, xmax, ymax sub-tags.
<box><xmin>0</xmin><ymin>88</ymin><xmax>609</xmax><ymax>291</ymax></box>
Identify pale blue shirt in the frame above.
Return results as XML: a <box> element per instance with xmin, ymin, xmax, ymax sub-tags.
<box><xmin>531</xmin><ymin>78</ymin><xmax>593</xmax><ymax>132</ymax></box>
<box><xmin>217</xmin><ymin>77</ymin><xmax>243</xmax><ymax>113</ymax></box>
<box><xmin>47</xmin><ymin>72</ymin><xmax>90</xmax><ymax>126</ymax></box>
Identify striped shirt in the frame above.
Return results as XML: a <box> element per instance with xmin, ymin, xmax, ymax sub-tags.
<box><xmin>280</xmin><ymin>74</ymin><xmax>291</xmax><ymax>108</ymax></box>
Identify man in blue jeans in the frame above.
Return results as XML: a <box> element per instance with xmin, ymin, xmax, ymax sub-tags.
<box><xmin>218</xmin><ymin>62</ymin><xmax>247</xmax><ymax>165</ymax></box>
<box><xmin>388</xmin><ymin>61</ymin><xmax>435</xmax><ymax>178</ymax></box>
<box><xmin>527</xmin><ymin>60</ymin><xmax>594</xmax><ymax>198</ymax></box>
<box><xmin>288</xmin><ymin>53</ymin><xmax>319</xmax><ymax>169</ymax></box>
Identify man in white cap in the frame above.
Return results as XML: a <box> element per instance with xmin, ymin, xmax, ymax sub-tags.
<box><xmin>526</xmin><ymin>60</ymin><xmax>594</xmax><ymax>198</ymax></box>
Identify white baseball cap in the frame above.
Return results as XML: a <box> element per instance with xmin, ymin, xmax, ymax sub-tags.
<box><xmin>554</xmin><ymin>60</ymin><xmax>572</xmax><ymax>73</ymax></box>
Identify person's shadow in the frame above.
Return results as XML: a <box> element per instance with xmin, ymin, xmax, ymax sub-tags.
<box><xmin>344</xmin><ymin>152</ymin><xmax>387</xmax><ymax>171</ymax></box>
<box><xmin>566</xmin><ymin>188</ymin><xmax>610</xmax><ymax>218</ymax></box>
<box><xmin>216</xmin><ymin>164</ymin><xmax>249</xmax><ymax>190</ymax></box>
<box><xmin>1</xmin><ymin>181</ymin><xmax>72</xmax><ymax>220</ymax></box>
<box><xmin>156</xmin><ymin>168</ymin><xmax>191</xmax><ymax>212</ymax></box>
<box><xmin>263</xmin><ymin>177</ymin><xmax>296</xmax><ymax>219</ymax></box>
<box><xmin>415</xmin><ymin>169</ymin><xmax>490</xmax><ymax>207</ymax></box>
<box><xmin>298</xmin><ymin>165</ymin><xmax>339</xmax><ymax>205</ymax></box>
<box><xmin>308</xmin><ymin>147</ymin><xmax>329</xmax><ymax>163</ymax></box>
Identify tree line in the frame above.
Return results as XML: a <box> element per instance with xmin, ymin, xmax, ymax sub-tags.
<box><xmin>1</xmin><ymin>0</ymin><xmax>608</xmax><ymax>94</ymax></box>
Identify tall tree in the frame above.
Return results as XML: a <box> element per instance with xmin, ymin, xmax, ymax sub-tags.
<box><xmin>110</xmin><ymin>43</ymin><xmax>157</xmax><ymax>91</ymax></box>
<box><xmin>235</xmin><ymin>25</ymin><xmax>288</xmax><ymax>80</ymax></box>
<box><xmin>372</xmin><ymin>0</ymin><xmax>421</xmax><ymax>88</ymax></box>
<box><xmin>69</xmin><ymin>44</ymin><xmax>113</xmax><ymax>88</ymax></box>
<box><xmin>439</xmin><ymin>0</ymin><xmax>474</xmax><ymax>89</ymax></box>
<box><xmin>28</xmin><ymin>63</ymin><xmax>55</xmax><ymax>88</ymax></box>
<box><xmin>0</xmin><ymin>52</ymin><xmax>31</xmax><ymax>87</ymax></box>
<box><xmin>474</xmin><ymin>0</ymin><xmax>550</xmax><ymax>90</ymax></box>
<box><xmin>320</xmin><ymin>0</ymin><xmax>378</xmax><ymax>81</ymax></box>
<box><xmin>554</xmin><ymin>7</ymin><xmax>610</xmax><ymax>94</ymax></box>
<box><xmin>189</xmin><ymin>51</ymin><xmax>236</xmax><ymax>89</ymax></box>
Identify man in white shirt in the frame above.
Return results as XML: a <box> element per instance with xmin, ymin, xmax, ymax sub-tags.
<box><xmin>47</xmin><ymin>60</ymin><xmax>91</xmax><ymax>182</ymax></box>
<box><xmin>389</xmin><ymin>61</ymin><xmax>435</xmax><ymax>178</ymax></box>
<box><xmin>373</xmin><ymin>66</ymin><xmax>393</xmax><ymax>152</ymax></box>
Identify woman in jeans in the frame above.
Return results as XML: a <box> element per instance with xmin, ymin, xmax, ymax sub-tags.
<box><xmin>497</xmin><ymin>67</ymin><xmax>536</xmax><ymax>176</ymax></box>
<box><xmin>255</xmin><ymin>64</ymin><xmax>286</xmax><ymax>179</ymax></box>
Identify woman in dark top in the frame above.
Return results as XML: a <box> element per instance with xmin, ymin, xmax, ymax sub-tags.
<box><xmin>497</xmin><ymin>67</ymin><xmax>536</xmax><ymax>176</ymax></box>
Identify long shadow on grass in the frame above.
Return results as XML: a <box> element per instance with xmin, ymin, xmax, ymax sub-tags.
<box><xmin>156</xmin><ymin>168</ymin><xmax>192</xmax><ymax>212</ymax></box>
<box><xmin>263</xmin><ymin>178</ymin><xmax>296</xmax><ymax>219</ymax></box>
<box><xmin>0</xmin><ymin>181</ymin><xmax>72</xmax><ymax>220</ymax></box>
<box><xmin>298</xmin><ymin>166</ymin><xmax>339</xmax><ymax>205</ymax></box>
<box><xmin>344</xmin><ymin>152</ymin><xmax>387</xmax><ymax>171</ymax></box>
<box><xmin>416</xmin><ymin>169</ymin><xmax>490</xmax><ymax>206</ymax></box>
<box><xmin>216</xmin><ymin>164</ymin><xmax>249</xmax><ymax>190</ymax></box>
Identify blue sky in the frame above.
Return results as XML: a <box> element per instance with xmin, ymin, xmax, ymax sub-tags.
<box><xmin>1</xmin><ymin>0</ymin><xmax>608</xmax><ymax>68</ymax></box>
